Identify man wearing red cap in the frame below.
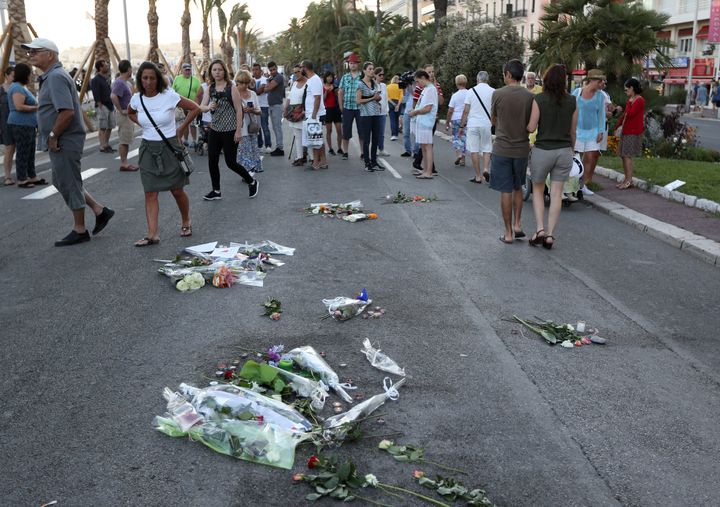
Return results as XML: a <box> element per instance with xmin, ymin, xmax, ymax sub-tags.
<box><xmin>337</xmin><ymin>53</ymin><xmax>362</xmax><ymax>160</ymax></box>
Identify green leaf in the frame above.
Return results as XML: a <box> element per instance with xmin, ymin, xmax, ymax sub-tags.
<box><xmin>337</xmin><ymin>461</ymin><xmax>352</xmax><ymax>481</ymax></box>
<box><xmin>306</xmin><ymin>493</ymin><xmax>323</xmax><ymax>501</ymax></box>
<box><xmin>393</xmin><ymin>455</ymin><xmax>409</xmax><ymax>462</ymax></box>
<box><xmin>324</xmin><ymin>476</ymin><xmax>340</xmax><ymax>490</ymax></box>
<box><xmin>408</xmin><ymin>450</ymin><xmax>423</xmax><ymax>461</ymax></box>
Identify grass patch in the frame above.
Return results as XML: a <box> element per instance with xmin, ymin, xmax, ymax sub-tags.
<box><xmin>586</xmin><ymin>181</ymin><xmax>603</xmax><ymax>192</ymax></box>
<box><xmin>599</xmin><ymin>154</ymin><xmax>720</xmax><ymax>202</ymax></box>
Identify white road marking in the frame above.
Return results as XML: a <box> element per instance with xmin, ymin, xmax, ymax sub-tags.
<box><xmin>114</xmin><ymin>148</ymin><xmax>139</xmax><ymax>160</ymax></box>
<box><xmin>377</xmin><ymin>158</ymin><xmax>402</xmax><ymax>179</ymax></box>
<box><xmin>22</xmin><ymin>168</ymin><xmax>108</xmax><ymax>200</ymax></box>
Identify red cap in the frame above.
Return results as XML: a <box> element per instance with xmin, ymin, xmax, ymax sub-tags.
<box><xmin>347</xmin><ymin>54</ymin><xmax>360</xmax><ymax>63</ymax></box>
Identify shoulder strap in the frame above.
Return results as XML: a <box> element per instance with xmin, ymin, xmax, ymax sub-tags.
<box><xmin>472</xmin><ymin>87</ymin><xmax>491</xmax><ymax>121</ymax></box>
<box><xmin>187</xmin><ymin>76</ymin><xmax>194</xmax><ymax>97</ymax></box>
<box><xmin>139</xmin><ymin>94</ymin><xmax>178</xmax><ymax>154</ymax></box>
<box><xmin>302</xmin><ymin>84</ymin><xmax>307</xmax><ymax>105</ymax></box>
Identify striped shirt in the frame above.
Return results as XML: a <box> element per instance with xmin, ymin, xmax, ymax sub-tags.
<box><xmin>338</xmin><ymin>71</ymin><xmax>361</xmax><ymax>110</ymax></box>
<box><xmin>358</xmin><ymin>79</ymin><xmax>382</xmax><ymax>117</ymax></box>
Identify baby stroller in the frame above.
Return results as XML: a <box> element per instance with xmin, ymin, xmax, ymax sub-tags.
<box><xmin>195</xmin><ymin>118</ymin><xmax>210</xmax><ymax>156</ymax></box>
<box><xmin>523</xmin><ymin>153</ymin><xmax>584</xmax><ymax>207</ymax></box>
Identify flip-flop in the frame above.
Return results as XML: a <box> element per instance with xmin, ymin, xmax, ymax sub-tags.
<box><xmin>514</xmin><ymin>230</ymin><xmax>526</xmax><ymax>239</ymax></box>
<box><xmin>180</xmin><ymin>225</ymin><xmax>193</xmax><ymax>237</ymax></box>
<box><xmin>498</xmin><ymin>236</ymin><xmax>514</xmax><ymax>244</ymax></box>
<box><xmin>415</xmin><ymin>175</ymin><xmax>434</xmax><ymax>179</ymax></box>
<box><xmin>3</xmin><ymin>178</ymin><xmax>15</xmax><ymax>186</ymax></box>
<box><xmin>483</xmin><ymin>172</ymin><xmax>490</xmax><ymax>182</ymax></box>
<box><xmin>469</xmin><ymin>178</ymin><xmax>483</xmax><ymax>184</ymax></box>
<box><xmin>28</xmin><ymin>178</ymin><xmax>49</xmax><ymax>185</ymax></box>
<box><xmin>134</xmin><ymin>237</ymin><xmax>160</xmax><ymax>247</ymax></box>
<box><xmin>17</xmin><ymin>181</ymin><xmax>35</xmax><ymax>188</ymax></box>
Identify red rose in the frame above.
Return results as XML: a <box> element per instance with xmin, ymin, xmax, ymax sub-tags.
<box><xmin>223</xmin><ymin>370</ymin><xmax>233</xmax><ymax>379</ymax></box>
<box><xmin>307</xmin><ymin>455</ymin><xmax>320</xmax><ymax>469</ymax></box>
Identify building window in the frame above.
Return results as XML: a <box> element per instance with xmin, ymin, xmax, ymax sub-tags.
<box><xmin>532</xmin><ymin>0</ymin><xmax>535</xmax><ymax>13</ymax></box>
<box><xmin>678</xmin><ymin>37</ymin><xmax>693</xmax><ymax>54</ymax></box>
<box><xmin>530</xmin><ymin>23</ymin><xmax>534</xmax><ymax>41</ymax></box>
<box><xmin>521</xmin><ymin>25</ymin><xmax>525</xmax><ymax>39</ymax></box>
<box><xmin>493</xmin><ymin>1</ymin><xmax>496</xmax><ymax>20</ymax></box>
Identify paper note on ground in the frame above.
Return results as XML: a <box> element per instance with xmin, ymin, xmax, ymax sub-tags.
<box><xmin>186</xmin><ymin>241</ymin><xmax>218</xmax><ymax>254</ymax></box>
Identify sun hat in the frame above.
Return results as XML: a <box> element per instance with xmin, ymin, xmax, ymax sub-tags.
<box><xmin>21</xmin><ymin>38</ymin><xmax>59</xmax><ymax>54</ymax></box>
<box><xmin>587</xmin><ymin>69</ymin><xmax>606</xmax><ymax>81</ymax></box>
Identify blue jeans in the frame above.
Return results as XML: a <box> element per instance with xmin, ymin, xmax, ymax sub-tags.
<box><xmin>388</xmin><ymin>106</ymin><xmax>400</xmax><ymax>137</ymax></box>
<box><xmin>403</xmin><ymin>113</ymin><xmax>412</xmax><ymax>153</ymax></box>
<box><xmin>257</xmin><ymin>106</ymin><xmax>271</xmax><ymax>148</ymax></box>
<box><xmin>378</xmin><ymin>115</ymin><xmax>386</xmax><ymax>151</ymax></box>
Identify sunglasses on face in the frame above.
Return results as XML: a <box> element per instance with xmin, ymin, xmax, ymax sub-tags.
<box><xmin>26</xmin><ymin>49</ymin><xmax>48</xmax><ymax>56</ymax></box>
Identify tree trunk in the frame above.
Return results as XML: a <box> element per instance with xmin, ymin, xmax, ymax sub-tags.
<box><xmin>375</xmin><ymin>0</ymin><xmax>381</xmax><ymax>33</ymax></box>
<box><xmin>201</xmin><ymin>21</ymin><xmax>211</xmax><ymax>71</ymax></box>
<box><xmin>146</xmin><ymin>0</ymin><xmax>159</xmax><ymax>63</ymax></box>
<box><xmin>6</xmin><ymin>0</ymin><xmax>32</xmax><ymax>90</ymax></box>
<box><xmin>220</xmin><ymin>35</ymin><xmax>234</xmax><ymax>76</ymax></box>
<box><xmin>238</xmin><ymin>22</ymin><xmax>247</xmax><ymax>66</ymax></box>
<box><xmin>412</xmin><ymin>0</ymin><xmax>418</xmax><ymax>30</ymax></box>
<box><xmin>434</xmin><ymin>0</ymin><xmax>448</xmax><ymax>29</ymax></box>
<box><xmin>94</xmin><ymin>0</ymin><xmax>110</xmax><ymax>63</ymax></box>
<box><xmin>181</xmin><ymin>0</ymin><xmax>192</xmax><ymax>65</ymax></box>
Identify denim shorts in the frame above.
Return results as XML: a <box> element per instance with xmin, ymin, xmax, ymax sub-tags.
<box><xmin>489</xmin><ymin>154</ymin><xmax>528</xmax><ymax>192</ymax></box>
<box><xmin>341</xmin><ymin>108</ymin><xmax>361</xmax><ymax>139</ymax></box>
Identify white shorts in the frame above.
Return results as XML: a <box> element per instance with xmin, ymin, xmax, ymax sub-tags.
<box><xmin>466</xmin><ymin>126</ymin><xmax>493</xmax><ymax>153</ymax></box>
<box><xmin>575</xmin><ymin>138</ymin><xmax>601</xmax><ymax>153</ymax></box>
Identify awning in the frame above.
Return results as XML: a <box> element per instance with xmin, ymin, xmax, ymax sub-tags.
<box><xmin>692</xmin><ymin>77</ymin><xmax>714</xmax><ymax>83</ymax></box>
<box><xmin>663</xmin><ymin>78</ymin><xmax>686</xmax><ymax>84</ymax></box>
<box><xmin>571</xmin><ymin>69</ymin><xmax>586</xmax><ymax>75</ymax></box>
<box><xmin>697</xmin><ymin>26</ymin><xmax>709</xmax><ymax>39</ymax></box>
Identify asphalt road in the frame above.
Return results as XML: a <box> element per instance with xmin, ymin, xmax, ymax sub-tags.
<box><xmin>681</xmin><ymin>115</ymin><xmax>720</xmax><ymax>151</ymax></box>
<box><xmin>1</xmin><ymin>121</ymin><xmax>719</xmax><ymax>506</ymax></box>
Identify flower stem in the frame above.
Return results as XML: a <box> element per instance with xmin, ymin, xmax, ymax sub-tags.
<box><xmin>378</xmin><ymin>483</ymin><xmax>451</xmax><ymax>507</ymax></box>
<box><xmin>420</xmin><ymin>458</ymin><xmax>468</xmax><ymax>475</ymax></box>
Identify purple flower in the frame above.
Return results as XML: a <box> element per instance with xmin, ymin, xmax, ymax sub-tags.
<box><xmin>267</xmin><ymin>344</ymin><xmax>284</xmax><ymax>362</ymax></box>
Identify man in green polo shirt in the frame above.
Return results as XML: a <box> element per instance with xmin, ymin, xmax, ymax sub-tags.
<box><xmin>172</xmin><ymin>63</ymin><xmax>201</xmax><ymax>147</ymax></box>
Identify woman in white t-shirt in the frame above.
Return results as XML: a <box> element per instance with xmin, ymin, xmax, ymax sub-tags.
<box><xmin>234</xmin><ymin>69</ymin><xmax>264</xmax><ymax>175</ymax></box>
<box><xmin>284</xmin><ymin>65</ymin><xmax>307</xmax><ymax>166</ymax></box>
<box><xmin>127</xmin><ymin>61</ymin><xmax>200</xmax><ymax>247</ymax></box>
<box><xmin>409</xmin><ymin>70</ymin><xmax>438</xmax><ymax>179</ymax></box>
<box><xmin>444</xmin><ymin>74</ymin><xmax>468</xmax><ymax>166</ymax></box>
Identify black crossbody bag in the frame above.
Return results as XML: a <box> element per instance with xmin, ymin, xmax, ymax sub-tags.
<box><xmin>140</xmin><ymin>94</ymin><xmax>194</xmax><ymax>175</ymax></box>
<box><xmin>471</xmin><ymin>87</ymin><xmax>495</xmax><ymax>135</ymax></box>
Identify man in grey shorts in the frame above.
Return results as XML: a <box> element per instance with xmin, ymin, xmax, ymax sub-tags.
<box><xmin>25</xmin><ymin>38</ymin><xmax>114</xmax><ymax>246</ymax></box>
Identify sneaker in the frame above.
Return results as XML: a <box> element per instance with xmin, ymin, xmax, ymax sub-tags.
<box><xmin>328</xmin><ymin>148</ymin><xmax>336</xmax><ymax>155</ymax></box>
<box><xmin>203</xmin><ymin>190</ymin><xmax>222</xmax><ymax>201</ymax></box>
<box><xmin>390</xmin><ymin>136</ymin><xmax>398</xmax><ymax>141</ymax></box>
<box><xmin>92</xmin><ymin>207</ymin><xmax>115</xmax><ymax>235</ymax></box>
<box><xmin>365</xmin><ymin>165</ymin><xmax>375</xmax><ymax>172</ymax></box>
<box><xmin>248</xmin><ymin>179</ymin><xmax>259</xmax><ymax>198</ymax></box>
<box><xmin>581</xmin><ymin>184</ymin><xmax>594</xmax><ymax>196</ymax></box>
<box><xmin>400</xmin><ymin>152</ymin><xmax>411</xmax><ymax>157</ymax></box>
<box><xmin>412</xmin><ymin>161</ymin><xmax>422</xmax><ymax>170</ymax></box>
<box><xmin>372</xmin><ymin>162</ymin><xmax>385</xmax><ymax>171</ymax></box>
<box><xmin>379</xmin><ymin>150</ymin><xmax>390</xmax><ymax>156</ymax></box>
<box><xmin>270</xmin><ymin>148</ymin><xmax>284</xmax><ymax>156</ymax></box>
<box><xmin>254</xmin><ymin>166</ymin><xmax>264</xmax><ymax>173</ymax></box>
<box><xmin>341</xmin><ymin>153</ymin><xmax>349</xmax><ymax>160</ymax></box>
<box><xmin>265</xmin><ymin>147</ymin><xmax>273</xmax><ymax>153</ymax></box>
<box><xmin>337</xmin><ymin>148</ymin><xmax>344</xmax><ymax>155</ymax></box>
<box><xmin>55</xmin><ymin>230</ymin><xmax>91</xmax><ymax>247</ymax></box>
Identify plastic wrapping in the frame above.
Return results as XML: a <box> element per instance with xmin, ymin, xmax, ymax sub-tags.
<box><xmin>178</xmin><ymin>383</ymin><xmax>313</xmax><ymax>433</ymax></box>
<box><xmin>153</xmin><ymin>415</ymin><xmax>304</xmax><ymax>469</ymax></box>
<box><xmin>158</xmin><ymin>260</ymin><xmax>267</xmax><ymax>287</ymax></box>
<box><xmin>323</xmin><ymin>377</ymin><xmax>406</xmax><ymax>440</ymax></box>
<box><xmin>306</xmin><ymin>201</ymin><xmax>363</xmax><ymax>215</ymax></box>
<box><xmin>268</xmin><ymin>364</ymin><xmax>329</xmax><ymax>411</ymax></box>
<box><xmin>282</xmin><ymin>346</ymin><xmax>355</xmax><ymax>403</ymax></box>
<box><xmin>323</xmin><ymin>296</ymin><xmax>372</xmax><ymax>321</ymax></box>
<box><xmin>361</xmin><ymin>339</ymin><xmax>406</xmax><ymax>376</ymax></box>
<box><xmin>230</xmin><ymin>240</ymin><xmax>296</xmax><ymax>256</ymax></box>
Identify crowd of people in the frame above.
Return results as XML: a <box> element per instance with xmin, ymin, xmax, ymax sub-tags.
<box><xmin>1</xmin><ymin>37</ymin><xmax>648</xmax><ymax>251</ymax></box>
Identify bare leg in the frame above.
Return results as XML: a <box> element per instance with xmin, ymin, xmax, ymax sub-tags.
<box><xmin>582</xmin><ymin>150</ymin><xmax>599</xmax><ymax>185</ymax></box>
<box><xmin>72</xmin><ymin>209</ymin><xmax>86</xmax><ymax>233</ymax></box>
<box><xmin>512</xmin><ymin>188</ymin><xmax>524</xmax><ymax>233</ymax></box>
<box><xmin>170</xmin><ymin>187</ymin><xmax>191</xmax><ymax>227</ymax></box>
<box><xmin>119</xmin><ymin>144</ymin><xmax>129</xmax><ymax>166</ymax></box>
<box><xmin>421</xmin><ymin>144</ymin><xmax>433</xmax><ymax>177</ymax></box>
<box><xmin>325</xmin><ymin>123</ymin><xmax>333</xmax><ymax>151</ymax></box>
<box><xmin>142</xmin><ymin>191</ymin><xmax>160</xmax><ymax>239</ymax></box>
<box><xmin>622</xmin><ymin>156</ymin><xmax>633</xmax><ymax>184</ymax></box>
<box><xmin>190</xmin><ymin>125</ymin><xmax>197</xmax><ymax>144</ymax></box>
<box><xmin>342</xmin><ymin>138</ymin><xmax>349</xmax><ymax>154</ymax></box>
<box><xmin>3</xmin><ymin>144</ymin><xmax>15</xmax><ymax>181</ymax></box>
<box><xmin>471</xmin><ymin>152</ymin><xmax>481</xmax><ymax>181</ymax></box>
<box><xmin>334</xmin><ymin>123</ymin><xmax>342</xmax><ymax>149</ymax></box>
<box><xmin>546</xmin><ymin>180</ymin><xmax>565</xmax><ymax>238</ymax></box>
<box><xmin>83</xmin><ymin>190</ymin><xmax>104</xmax><ymax>215</ymax></box>
<box><xmin>500</xmin><ymin>192</ymin><xmax>514</xmax><ymax>242</ymax></box>
<box><xmin>531</xmin><ymin>181</ymin><xmax>546</xmax><ymax>234</ymax></box>
<box><xmin>483</xmin><ymin>152</ymin><xmax>491</xmax><ymax>176</ymax></box>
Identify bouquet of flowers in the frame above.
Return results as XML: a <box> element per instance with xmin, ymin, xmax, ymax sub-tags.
<box><xmin>341</xmin><ymin>213</ymin><xmax>378</xmax><ymax>223</ymax></box>
<box><xmin>212</xmin><ymin>264</ymin><xmax>237</xmax><ymax>288</ymax></box>
<box><xmin>282</xmin><ymin>346</ymin><xmax>355</xmax><ymax>403</ymax></box>
<box><xmin>304</xmin><ymin>200</ymin><xmax>363</xmax><ymax>216</ymax></box>
<box><xmin>385</xmin><ymin>191</ymin><xmax>437</xmax><ymax>204</ymax></box>
<box><xmin>513</xmin><ymin>315</ymin><xmax>604</xmax><ymax>347</ymax></box>
<box><xmin>262</xmin><ymin>298</ymin><xmax>282</xmax><ymax>320</ymax></box>
<box><xmin>175</xmin><ymin>272</ymin><xmax>206</xmax><ymax>292</ymax></box>
<box><xmin>322</xmin><ymin>288</ymin><xmax>371</xmax><ymax>321</ymax></box>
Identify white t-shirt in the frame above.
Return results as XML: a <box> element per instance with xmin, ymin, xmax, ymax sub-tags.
<box><xmin>255</xmin><ymin>76</ymin><xmax>269</xmax><ymax>107</ymax></box>
<box><xmin>416</xmin><ymin>84</ymin><xmax>438</xmax><ymax>129</ymax></box>
<box><xmin>448</xmin><ymin>89</ymin><xmax>468</xmax><ymax>121</ymax></box>
<box><xmin>379</xmin><ymin>82</ymin><xmax>389</xmax><ymax>115</ymax></box>
<box><xmin>304</xmin><ymin>74</ymin><xmax>326</xmax><ymax>119</ymax></box>
<box><xmin>200</xmin><ymin>83</ymin><xmax>212</xmax><ymax>123</ymax></box>
<box><xmin>239</xmin><ymin>90</ymin><xmax>259</xmax><ymax>137</ymax></box>
<box><xmin>129</xmin><ymin>89</ymin><xmax>181</xmax><ymax>141</ymax></box>
<box><xmin>464</xmin><ymin>83</ymin><xmax>495</xmax><ymax>129</ymax></box>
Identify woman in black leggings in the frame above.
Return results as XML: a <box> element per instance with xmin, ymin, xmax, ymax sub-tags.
<box><xmin>199</xmin><ymin>60</ymin><xmax>258</xmax><ymax>200</ymax></box>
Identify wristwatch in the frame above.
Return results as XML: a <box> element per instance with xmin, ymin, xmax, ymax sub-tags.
<box><xmin>49</xmin><ymin>132</ymin><xmax>56</xmax><ymax>139</ymax></box>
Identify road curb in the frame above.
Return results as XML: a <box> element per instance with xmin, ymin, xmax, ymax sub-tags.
<box><xmin>594</xmin><ymin>165</ymin><xmax>720</xmax><ymax>215</ymax></box>
<box><xmin>584</xmin><ymin>193</ymin><xmax>720</xmax><ymax>267</ymax></box>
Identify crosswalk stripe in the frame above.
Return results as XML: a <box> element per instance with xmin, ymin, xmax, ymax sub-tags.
<box><xmin>22</xmin><ymin>168</ymin><xmax>108</xmax><ymax>200</ymax></box>
<box><xmin>114</xmin><ymin>148</ymin><xmax>140</xmax><ymax>160</ymax></box>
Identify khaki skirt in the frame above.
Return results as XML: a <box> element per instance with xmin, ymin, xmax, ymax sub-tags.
<box><xmin>138</xmin><ymin>137</ymin><xmax>189</xmax><ymax>192</ymax></box>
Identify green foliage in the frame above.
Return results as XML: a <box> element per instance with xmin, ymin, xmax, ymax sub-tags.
<box><xmin>529</xmin><ymin>0</ymin><xmax>672</xmax><ymax>85</ymax></box>
<box><xmin>668</xmin><ymin>88</ymin><xmax>687</xmax><ymax>105</ymax></box>
<box><xmin>429</xmin><ymin>17</ymin><xmax>524</xmax><ymax>92</ymax></box>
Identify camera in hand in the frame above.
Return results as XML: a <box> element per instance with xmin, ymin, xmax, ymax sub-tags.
<box><xmin>398</xmin><ymin>70</ymin><xmax>415</xmax><ymax>89</ymax></box>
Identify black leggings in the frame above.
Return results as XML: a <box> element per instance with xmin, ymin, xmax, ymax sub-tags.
<box><xmin>207</xmin><ymin>129</ymin><xmax>254</xmax><ymax>191</ymax></box>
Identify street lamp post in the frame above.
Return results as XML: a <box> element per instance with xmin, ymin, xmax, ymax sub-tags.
<box><xmin>122</xmin><ymin>0</ymin><xmax>131</xmax><ymax>61</ymax></box>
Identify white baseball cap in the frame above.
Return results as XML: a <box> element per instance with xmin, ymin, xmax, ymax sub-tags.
<box><xmin>21</xmin><ymin>38</ymin><xmax>59</xmax><ymax>54</ymax></box>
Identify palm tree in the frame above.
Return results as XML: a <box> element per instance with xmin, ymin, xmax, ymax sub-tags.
<box><xmin>6</xmin><ymin>0</ymin><xmax>31</xmax><ymax>70</ymax></box>
<box><xmin>146</xmin><ymin>0</ymin><xmax>160</xmax><ymax>62</ymax></box>
<box><xmin>181</xmin><ymin>0</ymin><xmax>192</xmax><ymax>65</ymax></box>
<box><xmin>94</xmin><ymin>0</ymin><xmax>111</xmax><ymax>62</ymax></box>
<box><xmin>412</xmin><ymin>0</ymin><xmax>418</xmax><ymax>30</ymax></box>
<box><xmin>375</xmin><ymin>0</ymin><xmax>381</xmax><ymax>33</ymax></box>
<box><xmin>234</xmin><ymin>4</ymin><xmax>252</xmax><ymax>66</ymax></box>
<box><xmin>433</xmin><ymin>0</ymin><xmax>448</xmax><ymax>29</ymax></box>
<box><xmin>195</xmin><ymin>0</ymin><xmax>225</xmax><ymax>71</ymax></box>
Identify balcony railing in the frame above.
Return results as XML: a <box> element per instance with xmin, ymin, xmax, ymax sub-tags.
<box><xmin>512</xmin><ymin>9</ymin><xmax>527</xmax><ymax>17</ymax></box>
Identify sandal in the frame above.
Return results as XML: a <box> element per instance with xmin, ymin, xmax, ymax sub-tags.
<box><xmin>27</xmin><ymin>178</ymin><xmax>49</xmax><ymax>185</ymax></box>
<box><xmin>17</xmin><ymin>181</ymin><xmax>35</xmax><ymax>188</ymax></box>
<box><xmin>529</xmin><ymin>229</ymin><xmax>546</xmax><ymax>247</ymax></box>
<box><xmin>483</xmin><ymin>171</ymin><xmax>490</xmax><ymax>182</ymax></box>
<box><xmin>3</xmin><ymin>177</ymin><xmax>14</xmax><ymax>186</ymax></box>
<box><xmin>454</xmin><ymin>156</ymin><xmax>462</xmax><ymax>166</ymax></box>
<box><xmin>135</xmin><ymin>237</ymin><xmax>160</xmax><ymax>247</ymax></box>
<box><xmin>498</xmin><ymin>236</ymin><xmax>514</xmax><ymax>244</ymax></box>
<box><xmin>180</xmin><ymin>225</ymin><xmax>193</xmax><ymax>237</ymax></box>
<box><xmin>415</xmin><ymin>175</ymin><xmax>434</xmax><ymax>179</ymax></box>
<box><xmin>542</xmin><ymin>235</ymin><xmax>555</xmax><ymax>250</ymax></box>
<box><xmin>617</xmin><ymin>180</ymin><xmax>633</xmax><ymax>189</ymax></box>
